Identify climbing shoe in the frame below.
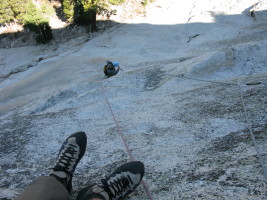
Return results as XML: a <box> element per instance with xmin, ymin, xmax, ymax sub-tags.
<box><xmin>50</xmin><ymin>131</ymin><xmax>87</xmax><ymax>192</ymax></box>
<box><xmin>77</xmin><ymin>161</ymin><xmax>145</xmax><ymax>200</ymax></box>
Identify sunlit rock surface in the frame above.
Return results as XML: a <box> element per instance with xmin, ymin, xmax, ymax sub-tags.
<box><xmin>1</xmin><ymin>0</ymin><xmax>267</xmax><ymax>199</ymax></box>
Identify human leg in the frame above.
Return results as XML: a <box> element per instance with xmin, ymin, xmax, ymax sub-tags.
<box><xmin>76</xmin><ymin>161</ymin><xmax>145</xmax><ymax>200</ymax></box>
<box><xmin>14</xmin><ymin>131</ymin><xmax>87</xmax><ymax>200</ymax></box>
<box><xmin>13</xmin><ymin>176</ymin><xmax>69</xmax><ymax>200</ymax></box>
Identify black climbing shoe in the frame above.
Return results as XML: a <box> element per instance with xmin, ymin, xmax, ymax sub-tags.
<box><xmin>50</xmin><ymin>131</ymin><xmax>87</xmax><ymax>192</ymax></box>
<box><xmin>77</xmin><ymin>161</ymin><xmax>145</xmax><ymax>200</ymax></box>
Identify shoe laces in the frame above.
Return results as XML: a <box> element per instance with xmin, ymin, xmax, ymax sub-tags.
<box><xmin>101</xmin><ymin>173</ymin><xmax>134</xmax><ymax>199</ymax></box>
<box><xmin>54</xmin><ymin>143</ymin><xmax>78</xmax><ymax>173</ymax></box>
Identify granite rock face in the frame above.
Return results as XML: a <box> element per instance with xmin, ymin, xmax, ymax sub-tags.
<box><xmin>1</xmin><ymin>0</ymin><xmax>267</xmax><ymax>199</ymax></box>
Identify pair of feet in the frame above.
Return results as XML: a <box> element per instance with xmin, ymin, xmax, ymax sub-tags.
<box><xmin>49</xmin><ymin>132</ymin><xmax>144</xmax><ymax>200</ymax></box>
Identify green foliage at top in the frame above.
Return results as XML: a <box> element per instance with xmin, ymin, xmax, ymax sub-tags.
<box><xmin>82</xmin><ymin>0</ymin><xmax>110</xmax><ymax>17</ymax></box>
<box><xmin>0</xmin><ymin>0</ymin><xmax>55</xmax><ymax>25</ymax></box>
<box><xmin>142</xmin><ymin>0</ymin><xmax>154</xmax><ymax>6</ymax></box>
<box><xmin>41</xmin><ymin>2</ymin><xmax>55</xmax><ymax>16</ymax></box>
<box><xmin>23</xmin><ymin>2</ymin><xmax>49</xmax><ymax>27</ymax></box>
<box><xmin>63</xmin><ymin>0</ymin><xmax>110</xmax><ymax>23</ymax></box>
<box><xmin>108</xmin><ymin>0</ymin><xmax>125</xmax><ymax>5</ymax></box>
<box><xmin>0</xmin><ymin>0</ymin><xmax>30</xmax><ymax>24</ymax></box>
<box><xmin>23</xmin><ymin>2</ymin><xmax>53</xmax><ymax>44</ymax></box>
<box><xmin>63</xmin><ymin>0</ymin><xmax>75</xmax><ymax>22</ymax></box>
<box><xmin>62</xmin><ymin>0</ymin><xmax>114</xmax><ymax>31</ymax></box>
<box><xmin>0</xmin><ymin>1</ymin><xmax>13</xmax><ymax>24</ymax></box>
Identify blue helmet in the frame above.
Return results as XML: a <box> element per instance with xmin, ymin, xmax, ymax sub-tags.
<box><xmin>113</xmin><ymin>61</ymin><xmax>119</xmax><ymax>67</ymax></box>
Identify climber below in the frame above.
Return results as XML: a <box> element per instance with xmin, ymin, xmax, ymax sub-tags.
<box><xmin>103</xmin><ymin>60</ymin><xmax>120</xmax><ymax>78</ymax></box>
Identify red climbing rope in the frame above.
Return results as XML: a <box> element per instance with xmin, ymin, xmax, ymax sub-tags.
<box><xmin>103</xmin><ymin>89</ymin><xmax>154</xmax><ymax>200</ymax></box>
